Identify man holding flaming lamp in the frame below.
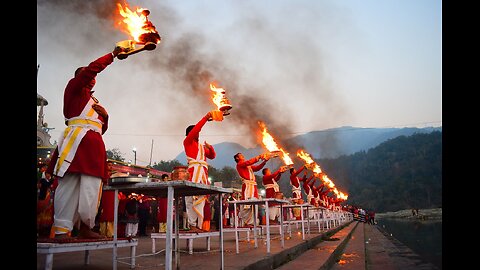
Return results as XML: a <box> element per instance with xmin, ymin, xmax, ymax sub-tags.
<box><xmin>47</xmin><ymin>46</ymin><xmax>125</xmax><ymax>239</ymax></box>
<box><xmin>261</xmin><ymin>166</ymin><xmax>288</xmax><ymax>224</ymax></box>
<box><xmin>302</xmin><ymin>172</ymin><xmax>316</xmax><ymax>207</ymax></box>
<box><xmin>288</xmin><ymin>165</ymin><xmax>306</xmax><ymax>202</ymax></box>
<box><xmin>316</xmin><ymin>179</ymin><xmax>334</xmax><ymax>208</ymax></box>
<box><xmin>183</xmin><ymin>110</ymin><xmax>224</xmax><ymax>232</ymax></box>
<box><xmin>233</xmin><ymin>152</ymin><xmax>270</xmax><ymax>226</ymax></box>
<box><xmin>310</xmin><ymin>177</ymin><xmax>322</xmax><ymax>207</ymax></box>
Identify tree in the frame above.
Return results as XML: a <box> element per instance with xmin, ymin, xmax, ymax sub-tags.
<box><xmin>107</xmin><ymin>148</ymin><xmax>125</xmax><ymax>162</ymax></box>
<box><xmin>318</xmin><ymin>131</ymin><xmax>441</xmax><ymax>212</ymax></box>
<box><xmin>152</xmin><ymin>159</ymin><xmax>185</xmax><ymax>172</ymax></box>
<box><xmin>209</xmin><ymin>166</ymin><xmax>239</xmax><ymax>188</ymax></box>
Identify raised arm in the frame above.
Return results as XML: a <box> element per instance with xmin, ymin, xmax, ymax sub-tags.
<box><xmin>291</xmin><ymin>165</ymin><xmax>305</xmax><ymax>178</ymax></box>
<box><xmin>70</xmin><ymin>53</ymin><xmax>115</xmax><ymax>93</ymax></box>
<box><xmin>184</xmin><ymin>112</ymin><xmax>209</xmax><ymax>144</ymax></box>
<box><xmin>306</xmin><ymin>174</ymin><xmax>315</xmax><ymax>186</ymax></box>
<box><xmin>251</xmin><ymin>159</ymin><xmax>268</xmax><ymax>172</ymax></box>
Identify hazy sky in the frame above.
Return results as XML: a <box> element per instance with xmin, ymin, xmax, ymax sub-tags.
<box><xmin>37</xmin><ymin>0</ymin><xmax>442</xmax><ymax>166</ymax></box>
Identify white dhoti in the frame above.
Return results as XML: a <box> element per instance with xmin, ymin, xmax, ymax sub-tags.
<box><xmin>265</xmin><ymin>183</ymin><xmax>280</xmax><ymax>221</ymax></box>
<box><xmin>51</xmin><ymin>173</ymin><xmax>102</xmax><ymax>235</ymax></box>
<box><xmin>185</xmin><ymin>195</ymin><xmax>207</xmax><ymax>228</ymax></box>
<box><xmin>291</xmin><ymin>185</ymin><xmax>301</xmax><ymax>199</ymax></box>
<box><xmin>268</xmin><ymin>205</ymin><xmax>280</xmax><ymax>220</ymax></box>
<box><xmin>240</xmin><ymin>174</ymin><xmax>258</xmax><ymax>225</ymax></box>
<box><xmin>239</xmin><ymin>205</ymin><xmax>256</xmax><ymax>226</ymax></box>
<box><xmin>126</xmin><ymin>223</ymin><xmax>138</xmax><ymax>237</ymax></box>
<box><xmin>185</xmin><ymin>143</ymin><xmax>210</xmax><ymax>228</ymax></box>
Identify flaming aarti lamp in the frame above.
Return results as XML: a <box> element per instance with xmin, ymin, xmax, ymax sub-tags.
<box><xmin>305</xmin><ymin>162</ymin><xmax>316</xmax><ymax>171</ymax></box>
<box><xmin>268</xmin><ymin>150</ymin><xmax>282</xmax><ymax>159</ymax></box>
<box><xmin>217</xmin><ymin>94</ymin><xmax>232</xmax><ymax>116</ymax></box>
<box><xmin>116</xmin><ymin>33</ymin><xmax>160</xmax><ymax>60</ymax></box>
<box><xmin>213</xmin><ymin>86</ymin><xmax>232</xmax><ymax>116</ymax></box>
<box><xmin>209</xmin><ymin>84</ymin><xmax>233</xmax><ymax>121</ymax></box>
<box><xmin>116</xmin><ymin>9</ymin><xmax>161</xmax><ymax>60</ymax></box>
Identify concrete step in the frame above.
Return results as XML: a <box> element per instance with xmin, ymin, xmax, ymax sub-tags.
<box><xmin>274</xmin><ymin>221</ymin><xmax>358</xmax><ymax>270</ymax></box>
<box><xmin>330</xmin><ymin>221</ymin><xmax>366</xmax><ymax>269</ymax></box>
<box><xmin>40</xmin><ymin>219</ymin><xmax>438</xmax><ymax>270</ymax></box>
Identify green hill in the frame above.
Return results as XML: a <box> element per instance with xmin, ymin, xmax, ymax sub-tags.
<box><xmin>318</xmin><ymin>131</ymin><xmax>442</xmax><ymax>212</ymax></box>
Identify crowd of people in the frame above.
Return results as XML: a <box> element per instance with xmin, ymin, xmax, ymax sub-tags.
<box><xmin>37</xmin><ymin>160</ymin><xmax>376</xmax><ymax>238</ymax></box>
<box><xmin>347</xmin><ymin>205</ymin><xmax>376</xmax><ymax>225</ymax></box>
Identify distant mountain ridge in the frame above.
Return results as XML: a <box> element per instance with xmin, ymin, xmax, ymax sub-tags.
<box><xmin>175</xmin><ymin>126</ymin><xmax>442</xmax><ymax>168</ymax></box>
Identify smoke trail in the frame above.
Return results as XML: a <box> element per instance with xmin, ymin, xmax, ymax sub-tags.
<box><xmin>38</xmin><ymin>0</ymin><xmax>350</xmax><ymax>160</ymax></box>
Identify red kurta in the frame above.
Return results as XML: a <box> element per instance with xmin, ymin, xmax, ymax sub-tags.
<box><xmin>311</xmin><ymin>182</ymin><xmax>319</xmax><ymax>202</ymax></box>
<box><xmin>262</xmin><ymin>169</ymin><xmax>282</xmax><ymax>199</ymax></box>
<box><xmin>183</xmin><ymin>115</ymin><xmax>215</xmax><ymax>182</ymax></box>
<box><xmin>98</xmin><ymin>190</ymin><xmax>116</xmax><ymax>222</ymax></box>
<box><xmin>46</xmin><ymin>53</ymin><xmax>113</xmax><ymax>181</ymax></box>
<box><xmin>203</xmin><ymin>199</ymin><xmax>211</xmax><ymax>222</ymax></box>
<box><xmin>289</xmin><ymin>165</ymin><xmax>305</xmax><ymax>199</ymax></box>
<box><xmin>303</xmin><ymin>175</ymin><xmax>315</xmax><ymax>205</ymax></box>
<box><xmin>157</xmin><ymin>197</ymin><xmax>168</xmax><ymax>223</ymax></box>
<box><xmin>236</xmin><ymin>156</ymin><xmax>267</xmax><ymax>200</ymax></box>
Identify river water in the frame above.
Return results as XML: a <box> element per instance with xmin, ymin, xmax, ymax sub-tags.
<box><xmin>376</xmin><ymin>218</ymin><xmax>442</xmax><ymax>269</ymax></box>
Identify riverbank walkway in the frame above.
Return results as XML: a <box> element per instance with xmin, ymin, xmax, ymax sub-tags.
<box><xmin>37</xmin><ymin>220</ymin><xmax>439</xmax><ymax>269</ymax></box>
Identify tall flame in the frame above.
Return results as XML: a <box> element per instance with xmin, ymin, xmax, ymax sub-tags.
<box><xmin>298</xmin><ymin>149</ymin><xmax>347</xmax><ymax>199</ymax></box>
<box><xmin>210</xmin><ymin>83</ymin><xmax>225</xmax><ymax>110</ymax></box>
<box><xmin>280</xmin><ymin>149</ymin><xmax>294</xmax><ymax>165</ymax></box>
<box><xmin>297</xmin><ymin>149</ymin><xmax>314</xmax><ymax>164</ymax></box>
<box><xmin>258</xmin><ymin>121</ymin><xmax>293</xmax><ymax>166</ymax></box>
<box><xmin>259</xmin><ymin>121</ymin><xmax>280</xmax><ymax>152</ymax></box>
<box><xmin>320</xmin><ymin>174</ymin><xmax>333</xmax><ymax>188</ymax></box>
<box><xmin>116</xmin><ymin>3</ymin><xmax>160</xmax><ymax>43</ymax></box>
<box><xmin>297</xmin><ymin>150</ymin><xmax>322</xmax><ymax>174</ymax></box>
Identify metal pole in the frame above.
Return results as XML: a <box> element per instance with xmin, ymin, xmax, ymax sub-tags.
<box><xmin>234</xmin><ymin>201</ymin><xmax>239</xmax><ymax>253</ymax></box>
<box><xmin>175</xmin><ymin>196</ymin><xmax>180</xmax><ymax>270</ymax></box>
<box><xmin>265</xmin><ymin>201</ymin><xmax>270</xmax><ymax>253</ymax></box>
<box><xmin>113</xmin><ymin>189</ymin><xmax>118</xmax><ymax>270</ymax></box>
<box><xmin>280</xmin><ymin>203</ymin><xmax>284</xmax><ymax>248</ymax></box>
<box><xmin>149</xmin><ymin>139</ymin><xmax>153</xmax><ymax>166</ymax></box>
<box><xmin>166</xmin><ymin>186</ymin><xmax>174</xmax><ymax>270</ymax></box>
<box><xmin>219</xmin><ymin>193</ymin><xmax>224</xmax><ymax>270</ymax></box>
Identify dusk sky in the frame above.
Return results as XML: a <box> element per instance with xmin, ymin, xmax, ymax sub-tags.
<box><xmin>37</xmin><ymin>0</ymin><xmax>442</xmax><ymax>166</ymax></box>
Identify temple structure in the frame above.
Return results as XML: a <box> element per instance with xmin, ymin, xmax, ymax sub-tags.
<box><xmin>37</xmin><ymin>83</ymin><xmax>55</xmax><ymax>165</ymax></box>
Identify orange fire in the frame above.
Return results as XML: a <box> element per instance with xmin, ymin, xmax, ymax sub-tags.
<box><xmin>297</xmin><ymin>150</ymin><xmax>322</xmax><ymax>174</ymax></box>
<box><xmin>297</xmin><ymin>149</ymin><xmax>348</xmax><ymax>200</ymax></box>
<box><xmin>258</xmin><ymin>121</ymin><xmax>294</xmax><ymax>166</ymax></box>
<box><xmin>320</xmin><ymin>174</ymin><xmax>335</xmax><ymax>188</ymax></box>
<box><xmin>210</xmin><ymin>84</ymin><xmax>225</xmax><ymax>109</ymax></box>
<box><xmin>297</xmin><ymin>149</ymin><xmax>314</xmax><ymax>164</ymax></box>
<box><xmin>332</xmin><ymin>188</ymin><xmax>348</xmax><ymax>200</ymax></box>
<box><xmin>259</xmin><ymin>121</ymin><xmax>280</xmax><ymax>152</ymax></box>
<box><xmin>209</xmin><ymin>83</ymin><xmax>232</xmax><ymax>112</ymax></box>
<box><xmin>116</xmin><ymin>3</ymin><xmax>160</xmax><ymax>44</ymax></box>
<box><xmin>280</xmin><ymin>149</ymin><xmax>294</xmax><ymax>166</ymax></box>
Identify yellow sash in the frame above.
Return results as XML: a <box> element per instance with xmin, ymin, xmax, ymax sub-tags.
<box><xmin>187</xmin><ymin>143</ymin><xmax>209</xmax><ymax>185</ymax></box>
<box><xmin>53</xmin><ymin>98</ymin><xmax>102</xmax><ymax>177</ymax></box>
<box><xmin>186</xmin><ymin>142</ymin><xmax>209</xmax><ymax>209</ymax></box>
<box><xmin>242</xmin><ymin>166</ymin><xmax>257</xmax><ymax>199</ymax></box>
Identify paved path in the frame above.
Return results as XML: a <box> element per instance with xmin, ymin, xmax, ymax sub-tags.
<box><xmin>364</xmin><ymin>223</ymin><xmax>439</xmax><ymax>270</ymax></box>
<box><xmin>37</xmin><ymin>220</ymin><xmax>440</xmax><ymax>270</ymax></box>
